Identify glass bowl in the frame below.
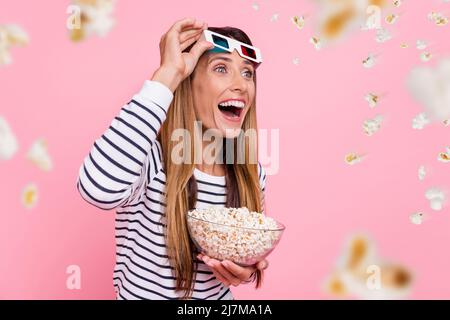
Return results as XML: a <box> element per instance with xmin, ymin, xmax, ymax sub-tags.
<box><xmin>186</xmin><ymin>210</ymin><xmax>285</xmax><ymax>267</ymax></box>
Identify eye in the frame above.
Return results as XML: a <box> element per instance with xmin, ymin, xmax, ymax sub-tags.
<box><xmin>243</xmin><ymin>69</ymin><xmax>254</xmax><ymax>79</ymax></box>
<box><xmin>214</xmin><ymin>65</ymin><xmax>227</xmax><ymax>73</ymax></box>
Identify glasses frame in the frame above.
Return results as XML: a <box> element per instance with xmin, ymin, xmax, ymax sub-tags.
<box><xmin>201</xmin><ymin>29</ymin><xmax>263</xmax><ymax>66</ymax></box>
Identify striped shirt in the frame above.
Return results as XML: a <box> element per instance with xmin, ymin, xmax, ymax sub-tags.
<box><xmin>76</xmin><ymin>80</ymin><xmax>266</xmax><ymax>300</ymax></box>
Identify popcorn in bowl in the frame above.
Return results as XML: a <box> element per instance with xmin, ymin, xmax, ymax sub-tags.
<box><xmin>186</xmin><ymin>207</ymin><xmax>285</xmax><ymax>266</ymax></box>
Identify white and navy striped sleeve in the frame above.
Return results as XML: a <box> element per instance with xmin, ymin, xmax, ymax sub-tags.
<box><xmin>258</xmin><ymin>162</ymin><xmax>267</xmax><ymax>215</ymax></box>
<box><xmin>76</xmin><ymin>80</ymin><xmax>173</xmax><ymax>210</ymax></box>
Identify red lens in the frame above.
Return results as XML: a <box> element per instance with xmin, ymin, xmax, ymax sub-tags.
<box><xmin>240</xmin><ymin>45</ymin><xmax>257</xmax><ymax>59</ymax></box>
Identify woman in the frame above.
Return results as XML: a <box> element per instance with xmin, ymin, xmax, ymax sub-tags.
<box><xmin>77</xmin><ymin>17</ymin><xmax>268</xmax><ymax>300</ymax></box>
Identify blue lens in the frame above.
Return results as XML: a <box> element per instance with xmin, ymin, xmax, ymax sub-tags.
<box><xmin>212</xmin><ymin>34</ymin><xmax>229</xmax><ymax>49</ymax></box>
<box><xmin>208</xmin><ymin>46</ymin><xmax>228</xmax><ymax>53</ymax></box>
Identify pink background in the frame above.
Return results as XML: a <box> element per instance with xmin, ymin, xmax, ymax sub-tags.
<box><xmin>1</xmin><ymin>0</ymin><xmax>450</xmax><ymax>299</ymax></box>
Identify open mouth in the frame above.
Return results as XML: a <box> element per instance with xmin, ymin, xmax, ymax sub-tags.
<box><xmin>217</xmin><ymin>100</ymin><xmax>245</xmax><ymax>121</ymax></box>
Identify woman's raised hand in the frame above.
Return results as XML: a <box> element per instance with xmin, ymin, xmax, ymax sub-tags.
<box><xmin>151</xmin><ymin>17</ymin><xmax>215</xmax><ymax>92</ymax></box>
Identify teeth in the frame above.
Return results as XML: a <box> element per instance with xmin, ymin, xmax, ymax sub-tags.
<box><xmin>218</xmin><ymin>100</ymin><xmax>245</xmax><ymax>108</ymax></box>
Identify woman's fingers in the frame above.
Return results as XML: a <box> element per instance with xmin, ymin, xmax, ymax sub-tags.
<box><xmin>169</xmin><ymin>17</ymin><xmax>204</xmax><ymax>35</ymax></box>
<box><xmin>179</xmin><ymin>22</ymin><xmax>207</xmax><ymax>51</ymax></box>
<box><xmin>170</xmin><ymin>17</ymin><xmax>196</xmax><ymax>33</ymax></box>
<box><xmin>202</xmin><ymin>256</ymin><xmax>242</xmax><ymax>286</ymax></box>
<box><xmin>211</xmin><ymin>260</ymin><xmax>242</xmax><ymax>286</ymax></box>
<box><xmin>221</xmin><ymin>260</ymin><xmax>257</xmax><ymax>281</ymax></box>
<box><xmin>256</xmin><ymin>259</ymin><xmax>269</xmax><ymax>271</ymax></box>
<box><xmin>198</xmin><ymin>254</ymin><xmax>230</xmax><ymax>286</ymax></box>
<box><xmin>197</xmin><ymin>254</ymin><xmax>269</xmax><ymax>287</ymax></box>
<box><xmin>211</xmin><ymin>269</ymin><xmax>230</xmax><ymax>287</ymax></box>
<box><xmin>200</xmin><ymin>255</ymin><xmax>240</xmax><ymax>286</ymax></box>
<box><xmin>180</xmin><ymin>32</ymin><xmax>203</xmax><ymax>52</ymax></box>
<box><xmin>187</xmin><ymin>40</ymin><xmax>214</xmax><ymax>62</ymax></box>
<box><xmin>179</xmin><ymin>28</ymin><xmax>203</xmax><ymax>43</ymax></box>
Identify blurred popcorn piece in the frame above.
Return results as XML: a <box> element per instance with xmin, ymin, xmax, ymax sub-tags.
<box><xmin>418</xmin><ymin>165</ymin><xmax>426</xmax><ymax>181</ymax></box>
<box><xmin>407</xmin><ymin>58</ymin><xmax>450</xmax><ymax>122</ymax></box>
<box><xmin>324</xmin><ymin>273</ymin><xmax>348</xmax><ymax>297</ymax></box>
<box><xmin>385</xmin><ymin>13</ymin><xmax>399</xmax><ymax>24</ymax></box>
<box><xmin>416</xmin><ymin>40</ymin><xmax>428</xmax><ymax>50</ymax></box>
<box><xmin>310</xmin><ymin>36</ymin><xmax>323</xmax><ymax>50</ymax></box>
<box><xmin>252</xmin><ymin>2</ymin><xmax>259</xmax><ymax>11</ymax></box>
<box><xmin>69</xmin><ymin>0</ymin><xmax>117</xmax><ymax>42</ymax></box>
<box><xmin>420</xmin><ymin>52</ymin><xmax>433</xmax><ymax>62</ymax></box>
<box><xmin>425</xmin><ymin>187</ymin><xmax>446</xmax><ymax>211</ymax></box>
<box><xmin>437</xmin><ymin>146</ymin><xmax>450</xmax><ymax>163</ymax></box>
<box><xmin>409</xmin><ymin>212</ymin><xmax>425</xmax><ymax>225</ymax></box>
<box><xmin>400</xmin><ymin>43</ymin><xmax>408</xmax><ymax>49</ymax></box>
<box><xmin>27</xmin><ymin>139</ymin><xmax>53</xmax><ymax>172</ymax></box>
<box><xmin>0</xmin><ymin>116</ymin><xmax>19</xmax><ymax>160</ymax></box>
<box><xmin>412</xmin><ymin>112</ymin><xmax>431</xmax><ymax>130</ymax></box>
<box><xmin>324</xmin><ymin>234</ymin><xmax>413</xmax><ymax>299</ymax></box>
<box><xmin>0</xmin><ymin>24</ymin><xmax>29</xmax><ymax>66</ymax></box>
<box><xmin>21</xmin><ymin>183</ymin><xmax>38</xmax><ymax>209</ymax></box>
<box><xmin>428</xmin><ymin>12</ymin><xmax>448</xmax><ymax>26</ymax></box>
<box><xmin>291</xmin><ymin>15</ymin><xmax>306</xmax><ymax>30</ymax></box>
<box><xmin>363</xmin><ymin>53</ymin><xmax>377</xmax><ymax>68</ymax></box>
<box><xmin>270</xmin><ymin>13</ymin><xmax>279</xmax><ymax>22</ymax></box>
<box><xmin>365</xmin><ymin>93</ymin><xmax>379</xmax><ymax>108</ymax></box>
<box><xmin>363</xmin><ymin>115</ymin><xmax>383</xmax><ymax>136</ymax></box>
<box><xmin>292</xmin><ymin>57</ymin><xmax>300</xmax><ymax>65</ymax></box>
<box><xmin>393</xmin><ymin>0</ymin><xmax>402</xmax><ymax>7</ymax></box>
<box><xmin>345</xmin><ymin>152</ymin><xmax>365</xmax><ymax>165</ymax></box>
<box><xmin>315</xmin><ymin>0</ymin><xmax>389</xmax><ymax>41</ymax></box>
<box><xmin>375</xmin><ymin>28</ymin><xmax>392</xmax><ymax>43</ymax></box>
<box><xmin>444</xmin><ymin>119</ymin><xmax>450</xmax><ymax>126</ymax></box>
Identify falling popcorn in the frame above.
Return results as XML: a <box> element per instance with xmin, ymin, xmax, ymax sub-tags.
<box><xmin>0</xmin><ymin>24</ymin><xmax>29</xmax><ymax>66</ymax></box>
<box><xmin>292</xmin><ymin>57</ymin><xmax>300</xmax><ymax>65</ymax></box>
<box><xmin>323</xmin><ymin>234</ymin><xmax>413</xmax><ymax>299</ymax></box>
<box><xmin>409</xmin><ymin>212</ymin><xmax>425</xmax><ymax>225</ymax></box>
<box><xmin>407</xmin><ymin>58</ymin><xmax>450</xmax><ymax>121</ymax></box>
<box><xmin>412</xmin><ymin>112</ymin><xmax>431</xmax><ymax>130</ymax></box>
<box><xmin>420</xmin><ymin>52</ymin><xmax>432</xmax><ymax>62</ymax></box>
<box><xmin>393</xmin><ymin>0</ymin><xmax>402</xmax><ymax>7</ymax></box>
<box><xmin>324</xmin><ymin>273</ymin><xmax>347</xmax><ymax>297</ymax></box>
<box><xmin>425</xmin><ymin>187</ymin><xmax>446</xmax><ymax>211</ymax></box>
<box><xmin>252</xmin><ymin>2</ymin><xmax>259</xmax><ymax>11</ymax></box>
<box><xmin>0</xmin><ymin>116</ymin><xmax>19</xmax><ymax>160</ymax></box>
<box><xmin>385</xmin><ymin>13</ymin><xmax>399</xmax><ymax>24</ymax></box>
<box><xmin>363</xmin><ymin>115</ymin><xmax>383</xmax><ymax>136</ymax></box>
<box><xmin>365</xmin><ymin>93</ymin><xmax>379</xmax><ymax>108</ymax></box>
<box><xmin>310</xmin><ymin>36</ymin><xmax>323</xmax><ymax>50</ymax></box>
<box><xmin>400</xmin><ymin>43</ymin><xmax>409</xmax><ymax>49</ymax></box>
<box><xmin>69</xmin><ymin>0</ymin><xmax>117</xmax><ymax>42</ymax></box>
<box><xmin>270</xmin><ymin>13</ymin><xmax>279</xmax><ymax>22</ymax></box>
<box><xmin>345</xmin><ymin>152</ymin><xmax>365</xmax><ymax>165</ymax></box>
<box><xmin>437</xmin><ymin>147</ymin><xmax>450</xmax><ymax>163</ymax></box>
<box><xmin>444</xmin><ymin>119</ymin><xmax>450</xmax><ymax>126</ymax></box>
<box><xmin>27</xmin><ymin>139</ymin><xmax>53</xmax><ymax>172</ymax></box>
<box><xmin>416</xmin><ymin>40</ymin><xmax>427</xmax><ymax>50</ymax></box>
<box><xmin>21</xmin><ymin>183</ymin><xmax>38</xmax><ymax>209</ymax></box>
<box><xmin>418</xmin><ymin>165</ymin><xmax>426</xmax><ymax>181</ymax></box>
<box><xmin>375</xmin><ymin>28</ymin><xmax>392</xmax><ymax>43</ymax></box>
<box><xmin>291</xmin><ymin>15</ymin><xmax>306</xmax><ymax>30</ymax></box>
<box><xmin>362</xmin><ymin>53</ymin><xmax>377</xmax><ymax>68</ymax></box>
<box><xmin>428</xmin><ymin>12</ymin><xmax>448</xmax><ymax>26</ymax></box>
<box><xmin>314</xmin><ymin>0</ymin><xmax>390</xmax><ymax>41</ymax></box>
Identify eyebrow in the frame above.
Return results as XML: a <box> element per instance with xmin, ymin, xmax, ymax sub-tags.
<box><xmin>208</xmin><ymin>55</ymin><xmax>254</xmax><ymax>68</ymax></box>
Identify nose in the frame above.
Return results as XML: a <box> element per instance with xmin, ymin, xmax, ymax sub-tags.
<box><xmin>230</xmin><ymin>70</ymin><xmax>247</xmax><ymax>93</ymax></box>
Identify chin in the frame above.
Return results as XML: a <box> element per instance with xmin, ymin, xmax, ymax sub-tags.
<box><xmin>216</xmin><ymin>117</ymin><xmax>245</xmax><ymax>139</ymax></box>
<box><xmin>221</xmin><ymin>127</ymin><xmax>242</xmax><ymax>139</ymax></box>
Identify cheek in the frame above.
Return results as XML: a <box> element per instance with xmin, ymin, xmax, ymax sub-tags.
<box><xmin>193</xmin><ymin>98</ymin><xmax>218</xmax><ymax>126</ymax></box>
<box><xmin>197</xmin><ymin>84</ymin><xmax>224</xmax><ymax>122</ymax></box>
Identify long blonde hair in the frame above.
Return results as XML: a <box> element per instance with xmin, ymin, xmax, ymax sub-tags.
<box><xmin>157</xmin><ymin>27</ymin><xmax>264</xmax><ymax>299</ymax></box>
